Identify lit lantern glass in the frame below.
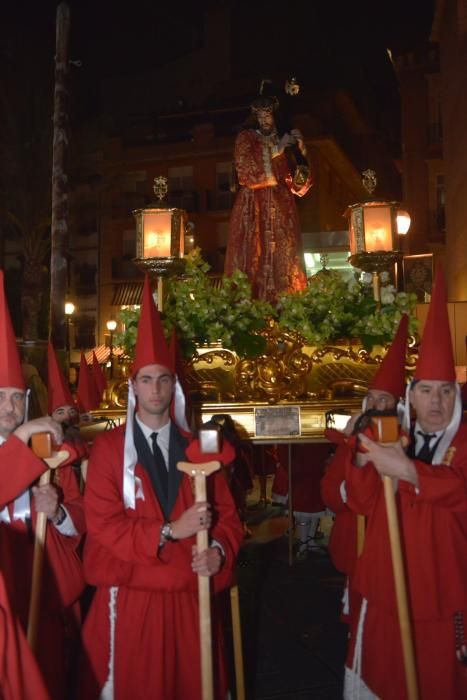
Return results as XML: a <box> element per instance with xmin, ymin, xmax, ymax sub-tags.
<box><xmin>134</xmin><ymin>207</ymin><xmax>185</xmax><ymax>261</ymax></box>
<box><xmin>143</xmin><ymin>212</ymin><xmax>173</xmax><ymax>257</ymax></box>
<box><xmin>362</xmin><ymin>205</ymin><xmax>393</xmax><ymax>252</ymax></box>
<box><xmin>347</xmin><ymin>202</ymin><xmax>405</xmax><ymax>256</ymax></box>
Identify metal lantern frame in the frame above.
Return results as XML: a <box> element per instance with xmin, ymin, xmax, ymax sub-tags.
<box><xmin>132</xmin><ymin>205</ymin><xmax>187</xmax><ymax>277</ymax></box>
<box><xmin>346</xmin><ymin>200</ymin><xmax>408</xmax><ymax>275</ymax></box>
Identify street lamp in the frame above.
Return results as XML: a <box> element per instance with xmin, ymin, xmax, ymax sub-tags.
<box><xmin>106</xmin><ymin>319</ymin><xmax>117</xmax><ymax>376</ymax></box>
<box><xmin>64</xmin><ymin>301</ymin><xmax>75</xmax><ymax>370</ymax></box>
<box><xmin>106</xmin><ymin>319</ymin><xmax>117</xmax><ymax>378</ymax></box>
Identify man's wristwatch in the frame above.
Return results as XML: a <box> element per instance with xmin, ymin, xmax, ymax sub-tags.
<box><xmin>160</xmin><ymin>522</ymin><xmax>175</xmax><ymax>543</ymax></box>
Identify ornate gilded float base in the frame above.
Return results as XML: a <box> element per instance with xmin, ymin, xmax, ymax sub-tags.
<box><xmin>89</xmin><ymin>323</ymin><xmax>417</xmax><ymax>441</ymax></box>
<box><xmin>185</xmin><ymin>322</ymin><xmax>417</xmax><ymax>405</ymax></box>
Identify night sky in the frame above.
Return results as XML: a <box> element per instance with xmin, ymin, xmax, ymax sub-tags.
<box><xmin>1</xmin><ymin>0</ymin><xmax>435</xmax><ymax>153</ymax></box>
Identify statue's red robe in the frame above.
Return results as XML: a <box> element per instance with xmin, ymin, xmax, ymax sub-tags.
<box><xmin>225</xmin><ymin>129</ymin><xmax>312</xmax><ymax>303</ymax></box>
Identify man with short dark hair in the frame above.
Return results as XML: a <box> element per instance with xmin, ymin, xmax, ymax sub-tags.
<box><xmin>81</xmin><ymin>276</ymin><xmax>243</xmax><ymax>699</ymax></box>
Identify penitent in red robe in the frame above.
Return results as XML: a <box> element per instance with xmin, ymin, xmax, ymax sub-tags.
<box><xmin>80</xmin><ymin>424</ymin><xmax>244</xmax><ymax>700</ymax></box>
<box><xmin>344</xmin><ymin>423</ymin><xmax>467</xmax><ymax>700</ymax></box>
<box><xmin>225</xmin><ymin>129</ymin><xmax>311</xmax><ymax>303</ymax></box>
<box><xmin>0</xmin><ymin>435</ymin><xmax>50</xmax><ymax>700</ymax></box>
<box><xmin>320</xmin><ymin>431</ymin><xmax>358</xmax><ymax>577</ymax></box>
<box><xmin>320</xmin><ymin>430</ymin><xmax>362</xmax><ymax>626</ymax></box>
<box><xmin>0</xmin><ymin>459</ymin><xmax>85</xmax><ymax>700</ymax></box>
<box><xmin>271</xmin><ymin>443</ymin><xmax>329</xmax><ymax>513</ymax></box>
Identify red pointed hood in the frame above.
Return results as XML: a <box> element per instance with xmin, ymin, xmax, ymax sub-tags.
<box><xmin>132</xmin><ymin>275</ymin><xmax>171</xmax><ymax>376</ymax></box>
<box><xmin>47</xmin><ymin>342</ymin><xmax>75</xmax><ymax>413</ymax></box>
<box><xmin>77</xmin><ymin>352</ymin><xmax>101</xmax><ymax>412</ymax></box>
<box><xmin>370</xmin><ymin>314</ymin><xmax>409</xmax><ymax>398</ymax></box>
<box><xmin>0</xmin><ymin>270</ymin><xmax>24</xmax><ymax>390</ymax></box>
<box><xmin>92</xmin><ymin>351</ymin><xmax>108</xmax><ymax>395</ymax></box>
<box><xmin>414</xmin><ymin>266</ymin><xmax>455</xmax><ymax>382</ymax></box>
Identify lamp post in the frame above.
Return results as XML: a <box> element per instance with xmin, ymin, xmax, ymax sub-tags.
<box><xmin>106</xmin><ymin>319</ymin><xmax>117</xmax><ymax>378</ymax></box>
<box><xmin>346</xmin><ymin>169</ymin><xmax>411</xmax><ymax>303</ymax></box>
<box><xmin>132</xmin><ymin>175</ymin><xmax>187</xmax><ymax>311</ymax></box>
<box><xmin>64</xmin><ymin>301</ymin><xmax>75</xmax><ymax>371</ymax></box>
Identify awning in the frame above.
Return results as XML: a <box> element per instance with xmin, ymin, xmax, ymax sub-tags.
<box><xmin>111</xmin><ymin>282</ymin><xmax>143</xmax><ymax>306</ymax></box>
<box><xmin>85</xmin><ymin>344</ymin><xmax>124</xmax><ymax>364</ymax></box>
<box><xmin>111</xmin><ymin>274</ymin><xmax>223</xmax><ymax>307</ymax></box>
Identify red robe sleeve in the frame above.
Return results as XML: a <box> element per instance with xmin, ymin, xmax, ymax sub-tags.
<box><xmin>57</xmin><ymin>464</ymin><xmax>86</xmax><ymax>539</ymax></box>
<box><xmin>399</xmin><ymin>458</ymin><xmax>467</xmax><ymax>511</ymax></box>
<box><xmin>321</xmin><ymin>444</ymin><xmax>359</xmax><ymax>575</ymax></box>
<box><xmin>321</xmin><ymin>443</ymin><xmax>351</xmax><ymax>514</ymax></box>
<box><xmin>235</xmin><ymin>130</ymin><xmax>313</xmax><ymax>195</ymax></box>
<box><xmin>0</xmin><ymin>572</ymin><xmax>50</xmax><ymax>700</ymax></box>
<box><xmin>0</xmin><ymin>436</ymin><xmax>45</xmax><ymax>508</ymax></box>
<box><xmin>85</xmin><ymin>431</ymin><xmax>164</xmax><ymax>565</ymax></box>
<box><xmin>344</xmin><ymin>433</ymin><xmax>382</xmax><ymax>515</ymax></box>
<box><xmin>234</xmin><ymin>131</ymin><xmax>271</xmax><ymax>188</ymax></box>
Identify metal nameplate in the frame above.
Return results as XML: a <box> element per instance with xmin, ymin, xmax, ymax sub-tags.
<box><xmin>254</xmin><ymin>406</ymin><xmax>301</xmax><ymax>438</ymax></box>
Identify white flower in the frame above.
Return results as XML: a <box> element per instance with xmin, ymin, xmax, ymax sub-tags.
<box><xmin>381</xmin><ymin>290</ymin><xmax>395</xmax><ymax>304</ymax></box>
<box><xmin>362</xmin><ymin>272</ymin><xmax>372</xmax><ymax>285</ymax></box>
<box><xmin>380</xmin><ymin>271</ymin><xmax>390</xmax><ymax>283</ymax></box>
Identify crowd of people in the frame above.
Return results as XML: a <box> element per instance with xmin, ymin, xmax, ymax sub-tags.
<box><xmin>0</xmin><ymin>261</ymin><xmax>465</xmax><ymax>700</ymax></box>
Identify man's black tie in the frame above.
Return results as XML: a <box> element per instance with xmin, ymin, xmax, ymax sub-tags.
<box><xmin>416</xmin><ymin>431</ymin><xmax>436</xmax><ymax>463</ymax></box>
<box><xmin>150</xmin><ymin>432</ymin><xmax>168</xmax><ymax>500</ymax></box>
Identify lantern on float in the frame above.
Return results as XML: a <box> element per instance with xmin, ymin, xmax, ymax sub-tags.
<box><xmin>132</xmin><ymin>176</ymin><xmax>187</xmax><ymax>309</ymax></box>
<box><xmin>346</xmin><ymin>169</ymin><xmax>410</xmax><ymax>302</ymax></box>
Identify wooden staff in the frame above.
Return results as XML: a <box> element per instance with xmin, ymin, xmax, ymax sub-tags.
<box><xmin>230</xmin><ymin>584</ymin><xmax>245</xmax><ymax>700</ymax></box>
<box><xmin>27</xmin><ymin>433</ymin><xmax>69</xmax><ymax>651</ymax></box>
<box><xmin>286</xmin><ymin>444</ymin><xmax>295</xmax><ymax>566</ymax></box>
<box><xmin>177</xmin><ymin>460</ymin><xmax>220</xmax><ymax>700</ymax></box>
<box><xmin>356</xmin><ymin>514</ymin><xmax>365</xmax><ymax>557</ymax></box>
<box><xmin>373</xmin><ymin>417</ymin><xmax>419</xmax><ymax>700</ymax></box>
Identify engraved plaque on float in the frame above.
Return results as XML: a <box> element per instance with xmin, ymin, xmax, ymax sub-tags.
<box><xmin>254</xmin><ymin>406</ymin><xmax>301</xmax><ymax>438</ymax></box>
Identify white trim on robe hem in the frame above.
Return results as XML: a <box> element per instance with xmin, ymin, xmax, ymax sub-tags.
<box><xmin>99</xmin><ymin>586</ymin><xmax>119</xmax><ymax>700</ymax></box>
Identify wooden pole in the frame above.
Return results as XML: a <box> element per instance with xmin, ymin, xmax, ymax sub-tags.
<box><xmin>27</xmin><ymin>440</ymin><xmax>69</xmax><ymax>651</ymax></box>
<box><xmin>157</xmin><ymin>276</ymin><xmax>164</xmax><ymax>312</ymax></box>
<box><xmin>230</xmin><ymin>585</ymin><xmax>245</xmax><ymax>700</ymax></box>
<box><xmin>383</xmin><ymin>476</ymin><xmax>419</xmax><ymax>700</ymax></box>
<box><xmin>287</xmin><ymin>443</ymin><xmax>294</xmax><ymax>566</ymax></box>
<box><xmin>356</xmin><ymin>514</ymin><xmax>365</xmax><ymax>557</ymax></box>
<box><xmin>49</xmin><ymin>2</ymin><xmax>71</xmax><ymax>348</ymax></box>
<box><xmin>27</xmin><ymin>468</ymin><xmax>51</xmax><ymax>651</ymax></box>
<box><xmin>177</xmin><ymin>460</ymin><xmax>220</xmax><ymax>700</ymax></box>
<box><xmin>370</xmin><ymin>415</ymin><xmax>418</xmax><ymax>698</ymax></box>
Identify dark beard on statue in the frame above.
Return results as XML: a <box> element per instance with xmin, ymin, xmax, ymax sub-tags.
<box><xmin>259</xmin><ymin>126</ymin><xmax>273</xmax><ymax>136</ymax></box>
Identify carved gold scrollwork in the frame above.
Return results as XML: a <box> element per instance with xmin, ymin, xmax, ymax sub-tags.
<box><xmin>97</xmin><ymin>323</ymin><xmax>420</xmax><ymax>410</ymax></box>
<box><xmin>234</xmin><ymin>323</ymin><xmax>312</xmax><ymax>403</ymax></box>
<box><xmin>108</xmin><ymin>378</ymin><xmax>129</xmax><ymax>409</ymax></box>
<box><xmin>185</xmin><ymin>349</ymin><xmax>238</xmax><ymax>402</ymax></box>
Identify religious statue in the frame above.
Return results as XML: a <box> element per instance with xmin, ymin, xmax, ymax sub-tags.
<box><xmin>224</xmin><ymin>79</ymin><xmax>312</xmax><ymax>303</ymax></box>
